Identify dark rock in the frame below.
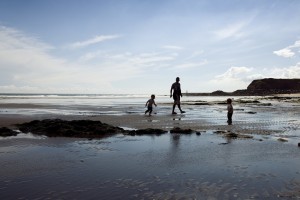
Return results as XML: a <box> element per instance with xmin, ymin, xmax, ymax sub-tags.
<box><xmin>256</xmin><ymin>103</ymin><xmax>272</xmax><ymax>106</ymax></box>
<box><xmin>128</xmin><ymin>128</ymin><xmax>167</xmax><ymax>136</ymax></box>
<box><xmin>247</xmin><ymin>111</ymin><xmax>257</xmax><ymax>114</ymax></box>
<box><xmin>17</xmin><ymin>119</ymin><xmax>125</xmax><ymax>138</ymax></box>
<box><xmin>237</xmin><ymin>134</ymin><xmax>254</xmax><ymax>139</ymax></box>
<box><xmin>224</xmin><ymin>132</ymin><xmax>253</xmax><ymax>139</ymax></box>
<box><xmin>0</xmin><ymin>127</ymin><xmax>19</xmax><ymax>137</ymax></box>
<box><xmin>278</xmin><ymin>138</ymin><xmax>288</xmax><ymax>142</ymax></box>
<box><xmin>239</xmin><ymin>100</ymin><xmax>260</xmax><ymax>104</ymax></box>
<box><xmin>298</xmin><ymin>143</ymin><xmax>300</xmax><ymax>147</ymax></box>
<box><xmin>219</xmin><ymin>142</ymin><xmax>229</xmax><ymax>145</ymax></box>
<box><xmin>196</xmin><ymin>132</ymin><xmax>201</xmax><ymax>135</ymax></box>
<box><xmin>214</xmin><ymin>130</ymin><xmax>253</xmax><ymax>139</ymax></box>
<box><xmin>247</xmin><ymin>78</ymin><xmax>300</xmax><ymax>95</ymax></box>
<box><xmin>214</xmin><ymin>130</ymin><xmax>227</xmax><ymax>134</ymax></box>
<box><xmin>170</xmin><ymin>127</ymin><xmax>193</xmax><ymax>134</ymax></box>
<box><xmin>210</xmin><ymin>90</ymin><xmax>231</xmax><ymax>96</ymax></box>
<box><xmin>225</xmin><ymin>132</ymin><xmax>238</xmax><ymax>138</ymax></box>
<box><xmin>192</xmin><ymin>102</ymin><xmax>210</xmax><ymax>105</ymax></box>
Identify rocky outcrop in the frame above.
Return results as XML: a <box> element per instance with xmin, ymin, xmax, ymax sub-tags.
<box><xmin>0</xmin><ymin>127</ymin><xmax>18</xmax><ymax>137</ymax></box>
<box><xmin>128</xmin><ymin>128</ymin><xmax>167</xmax><ymax>136</ymax></box>
<box><xmin>1</xmin><ymin>119</ymin><xmax>200</xmax><ymax>138</ymax></box>
<box><xmin>246</xmin><ymin>78</ymin><xmax>300</xmax><ymax>95</ymax></box>
<box><xmin>213</xmin><ymin>130</ymin><xmax>253</xmax><ymax>139</ymax></box>
<box><xmin>0</xmin><ymin>119</ymin><xmax>168</xmax><ymax>138</ymax></box>
<box><xmin>210</xmin><ymin>90</ymin><xmax>231</xmax><ymax>96</ymax></box>
<box><xmin>170</xmin><ymin>127</ymin><xmax>194</xmax><ymax>134</ymax></box>
<box><xmin>17</xmin><ymin>119</ymin><xmax>125</xmax><ymax>138</ymax></box>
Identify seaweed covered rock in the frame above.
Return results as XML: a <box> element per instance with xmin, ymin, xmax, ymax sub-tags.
<box><xmin>170</xmin><ymin>127</ymin><xmax>193</xmax><ymax>134</ymax></box>
<box><xmin>17</xmin><ymin>119</ymin><xmax>125</xmax><ymax>138</ymax></box>
<box><xmin>214</xmin><ymin>130</ymin><xmax>253</xmax><ymax>139</ymax></box>
<box><xmin>0</xmin><ymin>127</ymin><xmax>19</xmax><ymax>137</ymax></box>
<box><xmin>128</xmin><ymin>128</ymin><xmax>167</xmax><ymax>136</ymax></box>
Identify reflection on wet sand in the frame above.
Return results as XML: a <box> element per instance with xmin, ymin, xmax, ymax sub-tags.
<box><xmin>0</xmin><ymin>95</ymin><xmax>300</xmax><ymax>199</ymax></box>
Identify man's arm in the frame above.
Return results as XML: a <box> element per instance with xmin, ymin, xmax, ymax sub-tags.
<box><xmin>170</xmin><ymin>84</ymin><xmax>173</xmax><ymax>98</ymax></box>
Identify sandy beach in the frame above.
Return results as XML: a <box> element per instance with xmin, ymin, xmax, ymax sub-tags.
<box><xmin>1</xmin><ymin>94</ymin><xmax>300</xmax><ymax>199</ymax></box>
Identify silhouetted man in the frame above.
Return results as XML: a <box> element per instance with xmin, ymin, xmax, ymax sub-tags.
<box><xmin>170</xmin><ymin>77</ymin><xmax>185</xmax><ymax>114</ymax></box>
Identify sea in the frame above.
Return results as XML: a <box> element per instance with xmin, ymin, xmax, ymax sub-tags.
<box><xmin>0</xmin><ymin>93</ymin><xmax>259</xmax><ymax>115</ymax></box>
<box><xmin>0</xmin><ymin>93</ymin><xmax>231</xmax><ymax>104</ymax></box>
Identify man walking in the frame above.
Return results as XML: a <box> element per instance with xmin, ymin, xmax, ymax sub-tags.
<box><xmin>170</xmin><ymin>77</ymin><xmax>185</xmax><ymax>114</ymax></box>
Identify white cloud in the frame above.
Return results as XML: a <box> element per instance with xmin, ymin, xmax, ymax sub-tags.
<box><xmin>216</xmin><ymin>66</ymin><xmax>253</xmax><ymax>80</ymax></box>
<box><xmin>268</xmin><ymin>63</ymin><xmax>300</xmax><ymax>78</ymax></box>
<box><xmin>0</xmin><ymin>26</ymin><xmax>67</xmax><ymax>75</ymax></box>
<box><xmin>162</xmin><ymin>45</ymin><xmax>183</xmax><ymax>50</ymax></box>
<box><xmin>273</xmin><ymin>40</ymin><xmax>300</xmax><ymax>58</ymax></box>
<box><xmin>209</xmin><ymin>66</ymin><xmax>254</xmax><ymax>91</ymax></box>
<box><xmin>129</xmin><ymin>53</ymin><xmax>175</xmax><ymax>65</ymax></box>
<box><xmin>0</xmin><ymin>26</ymin><xmax>140</xmax><ymax>93</ymax></box>
<box><xmin>291</xmin><ymin>40</ymin><xmax>300</xmax><ymax>48</ymax></box>
<box><xmin>245</xmin><ymin>74</ymin><xmax>265</xmax><ymax>81</ymax></box>
<box><xmin>211</xmin><ymin>64</ymin><xmax>300</xmax><ymax>92</ymax></box>
<box><xmin>174</xmin><ymin>60</ymin><xmax>208</xmax><ymax>69</ymax></box>
<box><xmin>0</xmin><ymin>26</ymin><xmax>53</xmax><ymax>51</ymax></box>
<box><xmin>69</xmin><ymin>34</ymin><xmax>121</xmax><ymax>49</ymax></box>
<box><xmin>213</xmin><ymin>22</ymin><xmax>246</xmax><ymax>40</ymax></box>
<box><xmin>273</xmin><ymin>48</ymin><xmax>295</xmax><ymax>58</ymax></box>
<box><xmin>78</xmin><ymin>50</ymin><xmax>105</xmax><ymax>62</ymax></box>
<box><xmin>185</xmin><ymin>51</ymin><xmax>204</xmax><ymax>60</ymax></box>
<box><xmin>216</xmin><ymin>64</ymin><xmax>300</xmax><ymax>82</ymax></box>
<box><xmin>80</xmin><ymin>50</ymin><xmax>177</xmax><ymax>67</ymax></box>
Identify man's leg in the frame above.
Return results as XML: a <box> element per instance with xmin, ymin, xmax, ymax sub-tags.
<box><xmin>178</xmin><ymin>104</ymin><xmax>185</xmax><ymax>113</ymax></box>
<box><xmin>172</xmin><ymin>104</ymin><xmax>177</xmax><ymax>114</ymax></box>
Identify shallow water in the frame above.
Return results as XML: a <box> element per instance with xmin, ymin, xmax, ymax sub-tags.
<box><xmin>1</xmin><ymin>94</ymin><xmax>300</xmax><ymax>199</ymax></box>
<box><xmin>1</xmin><ymin>133</ymin><xmax>300</xmax><ymax>199</ymax></box>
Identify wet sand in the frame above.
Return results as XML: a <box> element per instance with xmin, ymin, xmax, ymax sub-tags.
<box><xmin>1</xmin><ymin>96</ymin><xmax>300</xmax><ymax>199</ymax></box>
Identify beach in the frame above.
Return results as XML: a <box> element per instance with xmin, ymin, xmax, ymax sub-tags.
<box><xmin>1</xmin><ymin>94</ymin><xmax>300</xmax><ymax>199</ymax></box>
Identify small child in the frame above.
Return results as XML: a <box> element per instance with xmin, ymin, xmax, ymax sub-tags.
<box><xmin>145</xmin><ymin>94</ymin><xmax>157</xmax><ymax>116</ymax></box>
<box><xmin>227</xmin><ymin>98</ymin><xmax>233</xmax><ymax>125</ymax></box>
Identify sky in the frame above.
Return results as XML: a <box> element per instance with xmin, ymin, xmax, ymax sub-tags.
<box><xmin>0</xmin><ymin>0</ymin><xmax>300</xmax><ymax>94</ymax></box>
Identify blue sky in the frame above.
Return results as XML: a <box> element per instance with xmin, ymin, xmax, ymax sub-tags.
<box><xmin>0</xmin><ymin>0</ymin><xmax>299</xmax><ymax>94</ymax></box>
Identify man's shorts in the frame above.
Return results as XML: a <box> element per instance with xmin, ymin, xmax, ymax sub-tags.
<box><xmin>173</xmin><ymin>94</ymin><xmax>180</xmax><ymax>104</ymax></box>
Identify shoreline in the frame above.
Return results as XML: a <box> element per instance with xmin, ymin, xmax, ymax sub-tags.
<box><xmin>1</xmin><ymin>95</ymin><xmax>299</xmax><ymax>133</ymax></box>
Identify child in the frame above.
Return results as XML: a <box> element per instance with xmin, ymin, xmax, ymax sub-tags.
<box><xmin>227</xmin><ymin>98</ymin><xmax>233</xmax><ymax>125</ymax></box>
<box><xmin>145</xmin><ymin>94</ymin><xmax>157</xmax><ymax>116</ymax></box>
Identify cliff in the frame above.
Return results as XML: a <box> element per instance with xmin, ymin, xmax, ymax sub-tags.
<box><xmin>245</xmin><ymin>78</ymin><xmax>300</xmax><ymax>95</ymax></box>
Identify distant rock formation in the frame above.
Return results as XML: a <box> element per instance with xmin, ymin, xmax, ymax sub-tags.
<box><xmin>246</xmin><ymin>78</ymin><xmax>300</xmax><ymax>95</ymax></box>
